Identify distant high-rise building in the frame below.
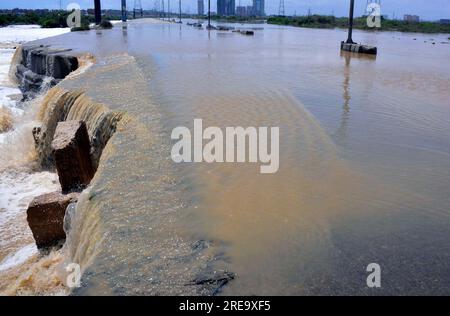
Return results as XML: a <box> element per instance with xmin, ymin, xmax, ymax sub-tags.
<box><xmin>404</xmin><ymin>14</ymin><xmax>420</xmax><ymax>22</ymax></box>
<box><xmin>252</xmin><ymin>0</ymin><xmax>265</xmax><ymax>17</ymax></box>
<box><xmin>198</xmin><ymin>0</ymin><xmax>204</xmax><ymax>15</ymax></box>
<box><xmin>229</xmin><ymin>0</ymin><xmax>236</xmax><ymax>16</ymax></box>
<box><xmin>236</xmin><ymin>6</ymin><xmax>247</xmax><ymax>17</ymax></box>
<box><xmin>217</xmin><ymin>0</ymin><xmax>224</xmax><ymax>16</ymax></box>
<box><xmin>247</xmin><ymin>5</ymin><xmax>254</xmax><ymax>16</ymax></box>
<box><xmin>217</xmin><ymin>0</ymin><xmax>235</xmax><ymax>16</ymax></box>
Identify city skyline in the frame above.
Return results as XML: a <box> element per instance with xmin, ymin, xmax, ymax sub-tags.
<box><xmin>217</xmin><ymin>0</ymin><xmax>236</xmax><ymax>16</ymax></box>
<box><xmin>0</xmin><ymin>0</ymin><xmax>449</xmax><ymax>20</ymax></box>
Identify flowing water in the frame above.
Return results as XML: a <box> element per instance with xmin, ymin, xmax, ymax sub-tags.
<box><xmin>0</xmin><ymin>26</ymin><xmax>69</xmax><ymax>294</ymax></box>
<box><xmin>1</xmin><ymin>20</ymin><xmax>450</xmax><ymax>295</ymax></box>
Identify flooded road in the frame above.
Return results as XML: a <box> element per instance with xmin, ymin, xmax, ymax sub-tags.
<box><xmin>6</xmin><ymin>20</ymin><xmax>450</xmax><ymax>295</ymax></box>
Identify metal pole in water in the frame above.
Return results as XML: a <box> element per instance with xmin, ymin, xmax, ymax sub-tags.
<box><xmin>346</xmin><ymin>0</ymin><xmax>355</xmax><ymax>43</ymax></box>
<box><xmin>179</xmin><ymin>0</ymin><xmax>182</xmax><ymax>23</ymax></box>
<box><xmin>121</xmin><ymin>0</ymin><xmax>127</xmax><ymax>22</ymax></box>
<box><xmin>94</xmin><ymin>0</ymin><xmax>102</xmax><ymax>24</ymax></box>
<box><xmin>208</xmin><ymin>0</ymin><xmax>211</xmax><ymax>28</ymax></box>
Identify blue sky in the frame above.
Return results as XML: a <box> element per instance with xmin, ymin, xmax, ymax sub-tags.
<box><xmin>1</xmin><ymin>0</ymin><xmax>449</xmax><ymax>20</ymax></box>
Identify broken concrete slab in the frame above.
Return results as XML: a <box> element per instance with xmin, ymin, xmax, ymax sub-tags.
<box><xmin>52</xmin><ymin>120</ymin><xmax>95</xmax><ymax>193</ymax></box>
<box><xmin>27</xmin><ymin>191</ymin><xmax>79</xmax><ymax>249</ymax></box>
<box><xmin>15</xmin><ymin>45</ymin><xmax>78</xmax><ymax>99</ymax></box>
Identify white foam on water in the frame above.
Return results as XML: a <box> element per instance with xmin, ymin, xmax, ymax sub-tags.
<box><xmin>0</xmin><ymin>49</ymin><xmax>22</xmax><ymax>121</ymax></box>
<box><xmin>0</xmin><ymin>49</ymin><xmax>18</xmax><ymax>85</ymax></box>
<box><xmin>0</xmin><ymin>171</ymin><xmax>60</xmax><ymax>227</ymax></box>
<box><xmin>0</xmin><ymin>100</ymin><xmax>39</xmax><ymax>160</ymax></box>
<box><xmin>0</xmin><ymin>87</ymin><xmax>21</xmax><ymax>109</ymax></box>
<box><xmin>0</xmin><ymin>170</ymin><xmax>60</xmax><ymax>277</ymax></box>
<box><xmin>0</xmin><ymin>94</ymin><xmax>60</xmax><ymax>264</ymax></box>
<box><xmin>0</xmin><ymin>244</ymin><xmax>38</xmax><ymax>272</ymax></box>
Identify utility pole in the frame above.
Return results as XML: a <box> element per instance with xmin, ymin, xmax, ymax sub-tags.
<box><xmin>208</xmin><ymin>0</ymin><xmax>211</xmax><ymax>28</ymax></box>
<box><xmin>346</xmin><ymin>0</ymin><xmax>355</xmax><ymax>44</ymax></box>
<box><xmin>341</xmin><ymin>0</ymin><xmax>377</xmax><ymax>54</ymax></box>
<box><xmin>94</xmin><ymin>0</ymin><xmax>101</xmax><ymax>25</ymax></box>
<box><xmin>168</xmin><ymin>0</ymin><xmax>170</xmax><ymax>20</ymax></box>
<box><xmin>121</xmin><ymin>0</ymin><xmax>127</xmax><ymax>22</ymax></box>
<box><xmin>179</xmin><ymin>0</ymin><xmax>182</xmax><ymax>23</ymax></box>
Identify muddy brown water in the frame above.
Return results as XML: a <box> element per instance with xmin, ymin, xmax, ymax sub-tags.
<box><xmin>3</xmin><ymin>19</ymin><xmax>450</xmax><ymax>295</ymax></box>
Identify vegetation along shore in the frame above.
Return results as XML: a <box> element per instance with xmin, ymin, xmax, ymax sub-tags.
<box><xmin>267</xmin><ymin>15</ymin><xmax>450</xmax><ymax>34</ymax></box>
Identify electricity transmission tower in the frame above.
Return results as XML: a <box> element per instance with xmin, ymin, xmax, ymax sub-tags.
<box><xmin>278</xmin><ymin>0</ymin><xmax>285</xmax><ymax>16</ymax></box>
<box><xmin>133</xmin><ymin>0</ymin><xmax>143</xmax><ymax>19</ymax></box>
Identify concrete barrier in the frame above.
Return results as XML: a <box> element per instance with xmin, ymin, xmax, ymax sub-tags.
<box><xmin>341</xmin><ymin>41</ymin><xmax>377</xmax><ymax>55</ymax></box>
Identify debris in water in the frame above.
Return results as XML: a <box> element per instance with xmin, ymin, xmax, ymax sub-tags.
<box><xmin>186</xmin><ymin>270</ymin><xmax>235</xmax><ymax>296</ymax></box>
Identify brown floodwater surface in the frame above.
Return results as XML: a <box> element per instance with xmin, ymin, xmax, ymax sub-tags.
<box><xmin>11</xmin><ymin>20</ymin><xmax>450</xmax><ymax>295</ymax></box>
